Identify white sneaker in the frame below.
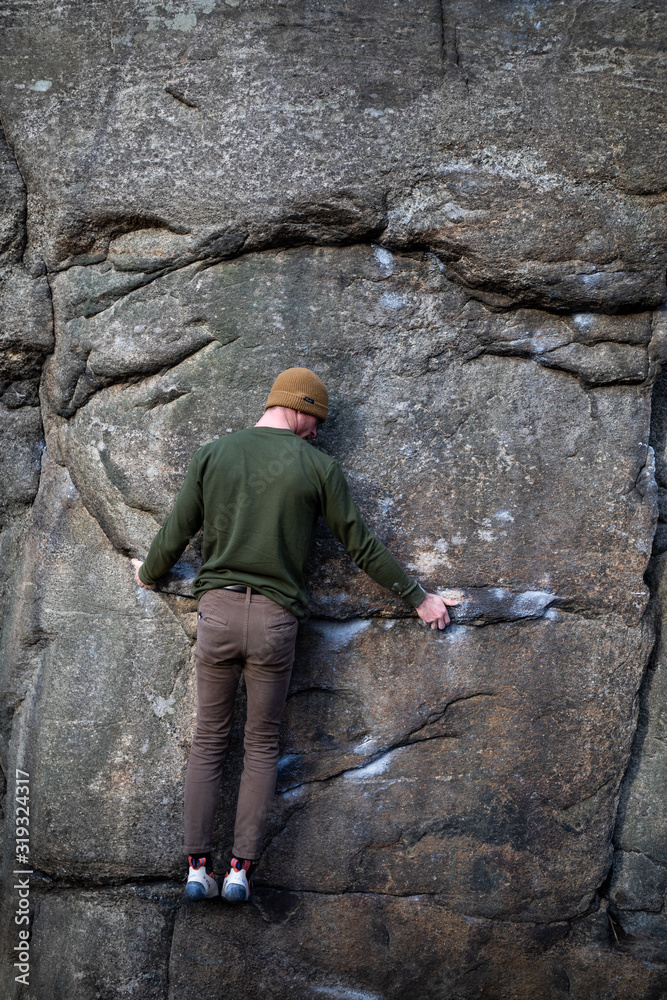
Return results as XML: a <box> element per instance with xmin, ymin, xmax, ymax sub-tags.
<box><xmin>184</xmin><ymin>855</ymin><xmax>219</xmax><ymax>901</ymax></box>
<box><xmin>222</xmin><ymin>858</ymin><xmax>252</xmax><ymax>903</ymax></box>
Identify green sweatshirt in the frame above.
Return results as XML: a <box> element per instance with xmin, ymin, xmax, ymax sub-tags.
<box><xmin>139</xmin><ymin>427</ymin><xmax>426</xmax><ymax>619</ymax></box>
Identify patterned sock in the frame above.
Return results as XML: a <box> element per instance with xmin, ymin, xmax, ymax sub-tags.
<box><xmin>231</xmin><ymin>857</ymin><xmax>253</xmax><ymax>877</ymax></box>
<box><xmin>188</xmin><ymin>853</ymin><xmax>211</xmax><ymax>871</ymax></box>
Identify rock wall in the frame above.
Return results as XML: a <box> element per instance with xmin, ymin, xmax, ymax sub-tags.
<box><xmin>0</xmin><ymin>2</ymin><xmax>665</xmax><ymax>997</ymax></box>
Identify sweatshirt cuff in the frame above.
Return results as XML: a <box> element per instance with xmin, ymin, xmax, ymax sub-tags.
<box><xmin>391</xmin><ymin>579</ymin><xmax>427</xmax><ymax>608</ymax></box>
<box><xmin>138</xmin><ymin>564</ymin><xmax>156</xmax><ymax>587</ymax></box>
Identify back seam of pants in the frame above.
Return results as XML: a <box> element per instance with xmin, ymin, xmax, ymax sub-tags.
<box><xmin>242</xmin><ymin>586</ymin><xmax>250</xmax><ymax>659</ymax></box>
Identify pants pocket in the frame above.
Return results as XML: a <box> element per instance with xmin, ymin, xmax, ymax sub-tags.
<box><xmin>195</xmin><ymin>592</ymin><xmax>237</xmax><ymax>665</ymax></box>
<box><xmin>252</xmin><ymin>601</ymin><xmax>298</xmax><ymax>665</ymax></box>
<box><xmin>266</xmin><ymin>617</ymin><xmax>298</xmax><ymax>632</ymax></box>
<box><xmin>265</xmin><ymin>604</ymin><xmax>298</xmax><ymax>632</ymax></box>
<box><xmin>198</xmin><ymin>591</ymin><xmax>230</xmax><ymax>628</ymax></box>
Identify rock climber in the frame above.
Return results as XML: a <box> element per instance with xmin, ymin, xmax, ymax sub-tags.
<box><xmin>131</xmin><ymin>367</ymin><xmax>457</xmax><ymax>903</ymax></box>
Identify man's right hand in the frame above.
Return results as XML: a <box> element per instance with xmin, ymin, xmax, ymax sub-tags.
<box><xmin>416</xmin><ymin>592</ymin><xmax>459</xmax><ymax>630</ymax></box>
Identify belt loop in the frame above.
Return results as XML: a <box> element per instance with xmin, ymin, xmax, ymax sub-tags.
<box><xmin>245</xmin><ymin>586</ymin><xmax>251</xmax><ymax>605</ymax></box>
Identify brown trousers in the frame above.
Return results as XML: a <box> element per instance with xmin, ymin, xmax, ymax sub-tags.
<box><xmin>183</xmin><ymin>587</ymin><xmax>298</xmax><ymax>860</ymax></box>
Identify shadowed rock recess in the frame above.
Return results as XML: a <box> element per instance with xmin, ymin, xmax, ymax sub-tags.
<box><xmin>0</xmin><ymin>1</ymin><xmax>666</xmax><ymax>997</ymax></box>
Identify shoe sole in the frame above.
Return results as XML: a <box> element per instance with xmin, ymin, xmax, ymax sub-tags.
<box><xmin>184</xmin><ymin>882</ymin><xmax>207</xmax><ymax>900</ymax></box>
<box><xmin>224</xmin><ymin>884</ymin><xmax>249</xmax><ymax>903</ymax></box>
<box><xmin>184</xmin><ymin>881</ymin><xmax>218</xmax><ymax>901</ymax></box>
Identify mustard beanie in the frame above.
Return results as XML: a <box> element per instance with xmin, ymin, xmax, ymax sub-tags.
<box><xmin>265</xmin><ymin>367</ymin><xmax>329</xmax><ymax>422</ymax></box>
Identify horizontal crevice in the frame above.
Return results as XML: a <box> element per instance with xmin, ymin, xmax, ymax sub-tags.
<box><xmin>42</xmin><ymin>226</ymin><xmax>667</xmax><ymax>318</ymax></box>
<box><xmin>56</xmin><ymin>335</ymin><xmax>235</xmax><ymax>417</ymax></box>
<box><xmin>24</xmin><ymin>872</ymin><xmax>583</xmax><ymax>925</ymax></box>
<box><xmin>277</xmin><ymin>695</ymin><xmax>494</xmax><ymax>793</ymax></box>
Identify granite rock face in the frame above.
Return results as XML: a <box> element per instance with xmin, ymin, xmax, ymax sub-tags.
<box><xmin>2</xmin><ymin>0</ymin><xmax>666</xmax><ymax>312</ymax></box>
<box><xmin>1</xmin><ymin>2</ymin><xmax>666</xmax><ymax>998</ymax></box>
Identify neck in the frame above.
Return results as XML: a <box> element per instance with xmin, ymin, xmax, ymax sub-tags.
<box><xmin>255</xmin><ymin>407</ymin><xmax>296</xmax><ymax>432</ymax></box>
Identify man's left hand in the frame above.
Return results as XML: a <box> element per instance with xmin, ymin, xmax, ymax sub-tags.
<box><xmin>416</xmin><ymin>592</ymin><xmax>458</xmax><ymax>630</ymax></box>
<box><xmin>131</xmin><ymin>558</ymin><xmax>156</xmax><ymax>590</ymax></box>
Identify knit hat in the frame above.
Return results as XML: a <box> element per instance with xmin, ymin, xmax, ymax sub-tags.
<box><xmin>265</xmin><ymin>367</ymin><xmax>329</xmax><ymax>422</ymax></box>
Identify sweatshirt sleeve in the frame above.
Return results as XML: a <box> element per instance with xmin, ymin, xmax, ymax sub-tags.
<box><xmin>320</xmin><ymin>460</ymin><xmax>427</xmax><ymax>608</ymax></box>
<box><xmin>138</xmin><ymin>453</ymin><xmax>204</xmax><ymax>586</ymax></box>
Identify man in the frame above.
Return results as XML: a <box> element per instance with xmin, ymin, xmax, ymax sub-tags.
<box><xmin>132</xmin><ymin>367</ymin><xmax>456</xmax><ymax>903</ymax></box>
